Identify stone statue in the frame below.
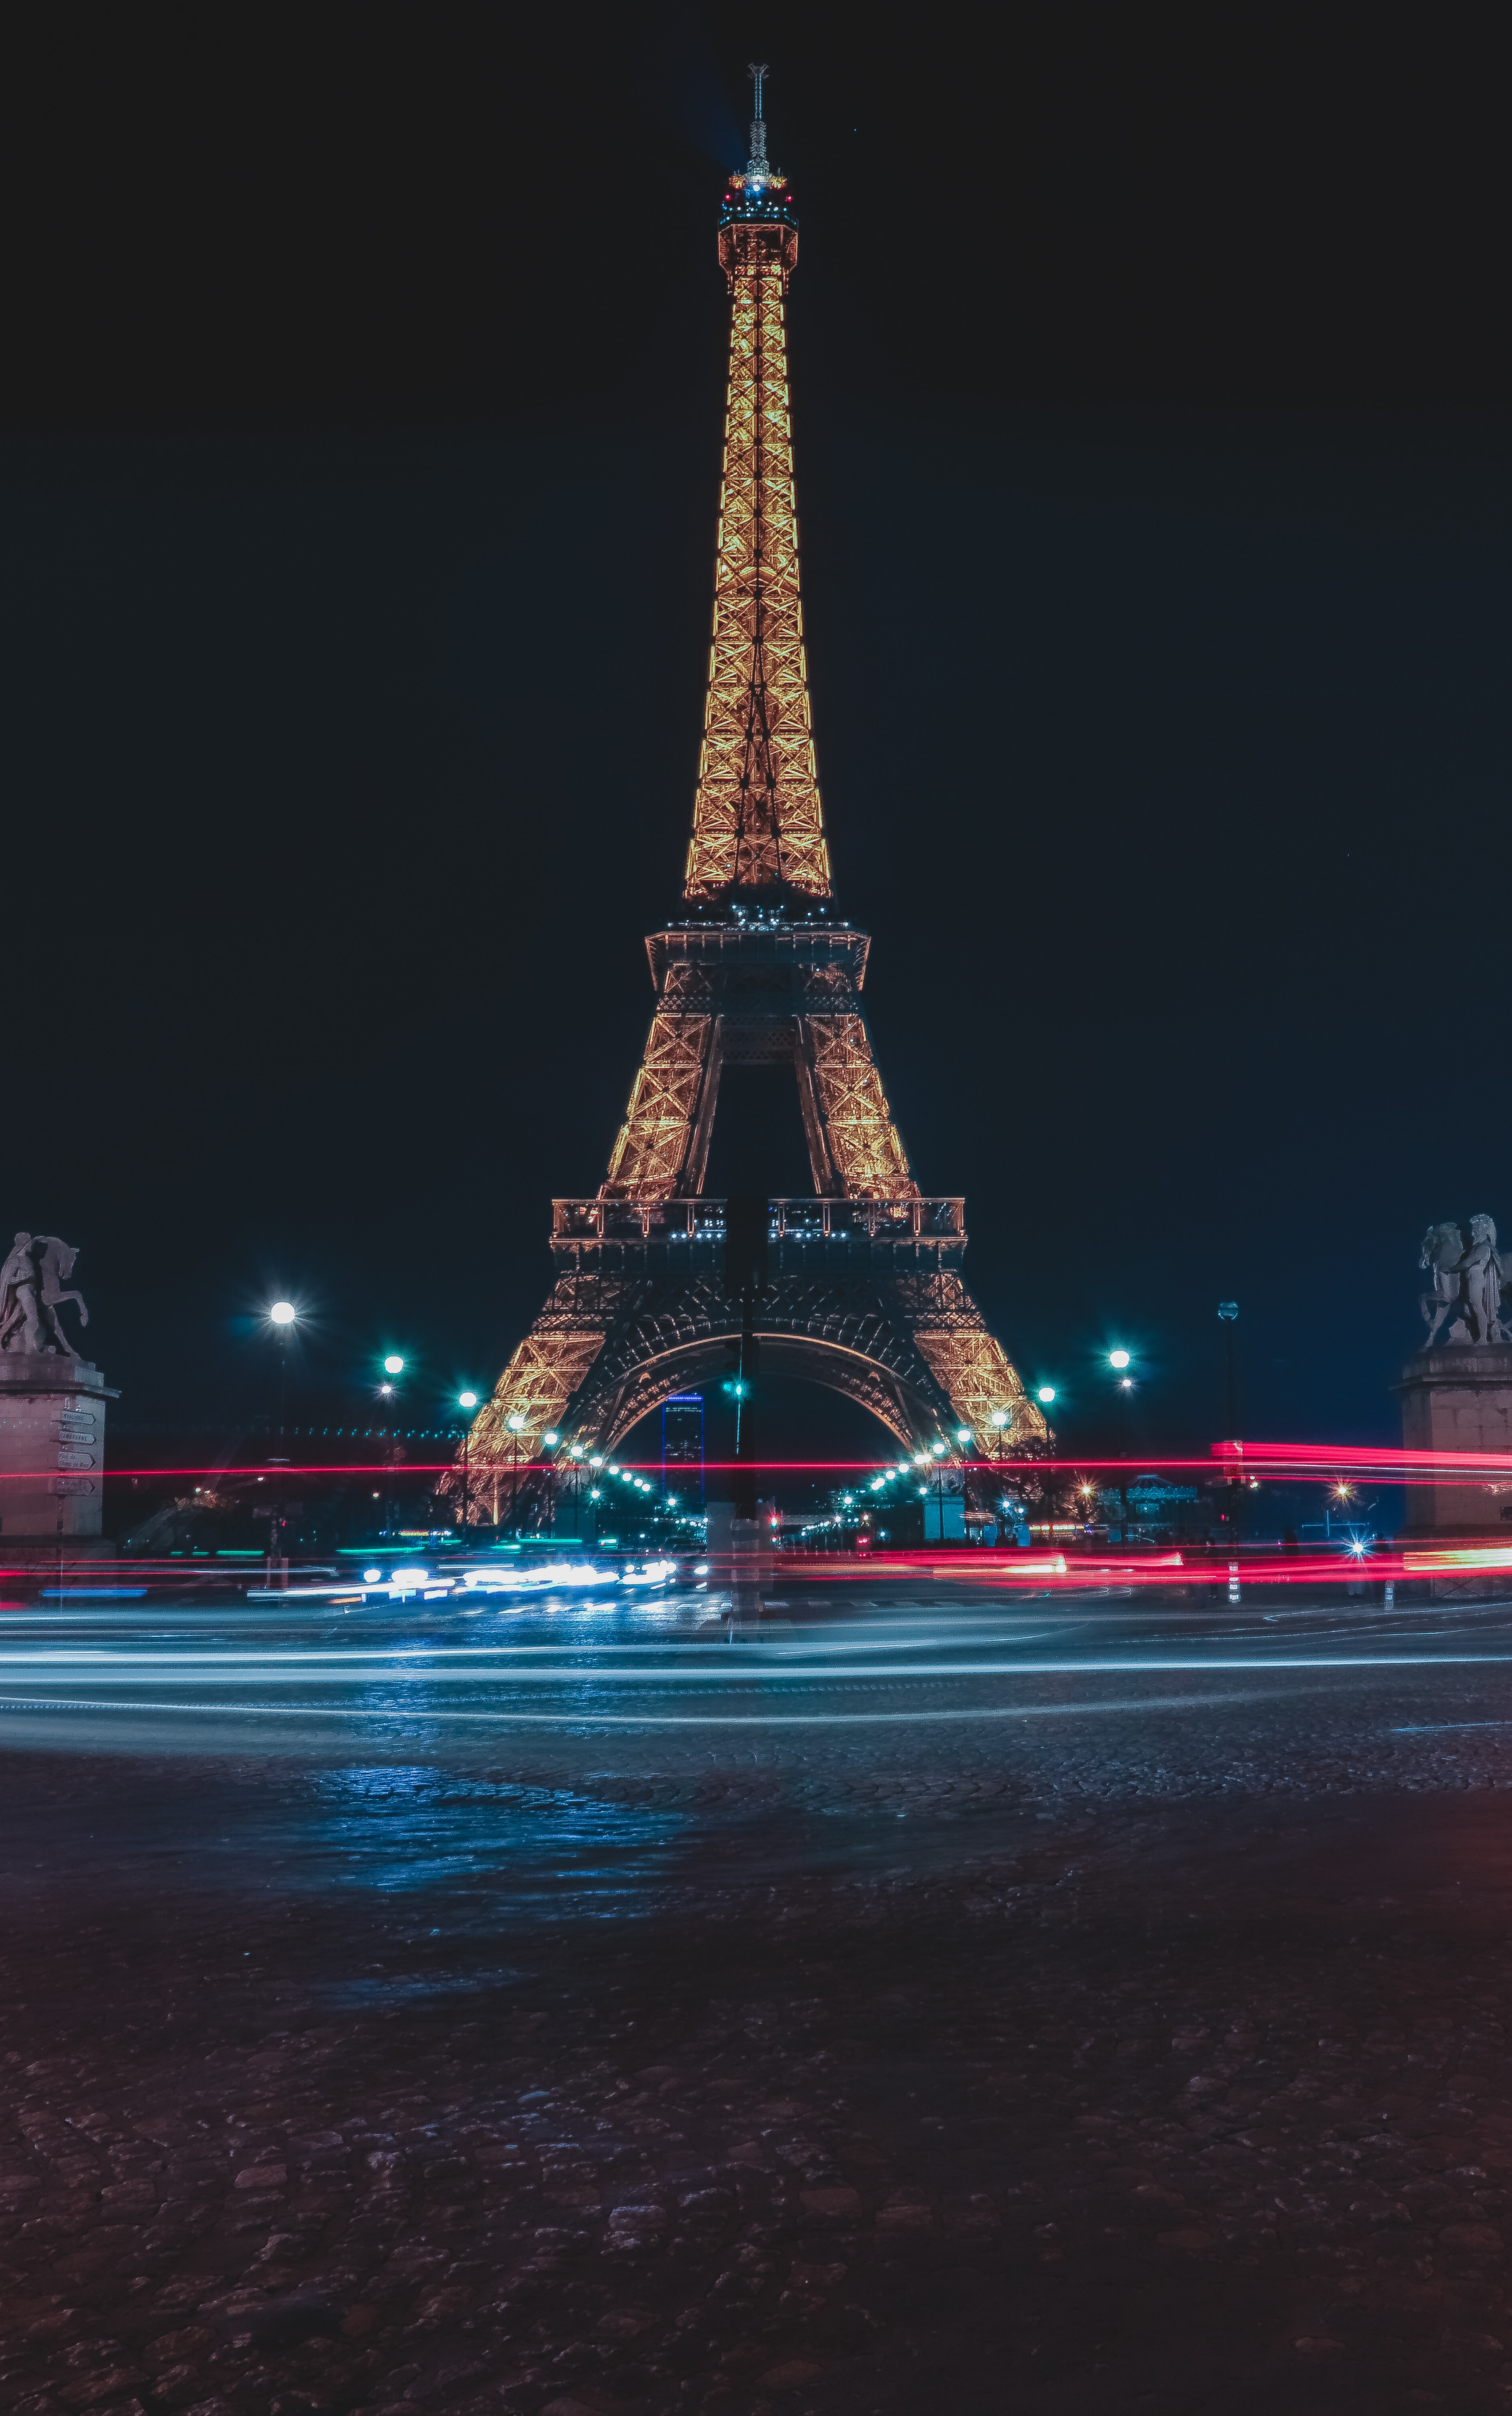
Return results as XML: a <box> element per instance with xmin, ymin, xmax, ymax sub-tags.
<box><xmin>0</xmin><ymin>1232</ymin><xmax>89</xmax><ymax>1356</ymax></box>
<box><xmin>1419</xmin><ymin>1215</ymin><xmax>1508</xmax><ymax>1348</ymax></box>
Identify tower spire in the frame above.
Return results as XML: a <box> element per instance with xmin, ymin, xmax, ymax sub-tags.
<box><xmin>684</xmin><ymin>72</ymin><xmax>830</xmax><ymax>903</ymax></box>
<box><xmin>746</xmin><ymin>62</ymin><xmax>770</xmax><ymax>179</ymax></box>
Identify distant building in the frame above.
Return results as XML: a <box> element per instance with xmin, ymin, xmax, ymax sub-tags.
<box><xmin>1098</xmin><ymin>1475</ymin><xmax>1207</xmax><ymax>1541</ymax></box>
<box><xmin>662</xmin><ymin>1392</ymin><xmax>705</xmax><ymax>1502</ymax></box>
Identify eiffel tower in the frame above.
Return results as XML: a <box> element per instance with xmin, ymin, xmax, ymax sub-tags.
<box><xmin>460</xmin><ymin>68</ymin><xmax>1045</xmax><ymax>1515</ymax></box>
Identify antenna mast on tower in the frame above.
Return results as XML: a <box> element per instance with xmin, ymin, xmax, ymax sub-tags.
<box><xmin>746</xmin><ymin>61</ymin><xmax>771</xmax><ymax>179</ymax></box>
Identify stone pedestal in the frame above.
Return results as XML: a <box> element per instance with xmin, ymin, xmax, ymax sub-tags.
<box><xmin>0</xmin><ymin>1355</ymin><xmax>118</xmax><ymax>1538</ymax></box>
<box><xmin>1394</xmin><ymin>1344</ymin><xmax>1512</xmax><ymax>1535</ymax></box>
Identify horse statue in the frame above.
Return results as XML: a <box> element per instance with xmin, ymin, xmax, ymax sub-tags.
<box><xmin>1419</xmin><ymin>1215</ymin><xmax>1508</xmax><ymax>1348</ymax></box>
<box><xmin>0</xmin><ymin>1233</ymin><xmax>89</xmax><ymax>1355</ymax></box>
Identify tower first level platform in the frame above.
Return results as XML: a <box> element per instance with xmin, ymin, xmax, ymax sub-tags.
<box><xmin>470</xmin><ymin>1188</ymin><xmax>1039</xmax><ymax>1468</ymax></box>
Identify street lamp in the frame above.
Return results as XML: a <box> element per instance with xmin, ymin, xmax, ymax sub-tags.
<box><xmin>989</xmin><ymin>1408</ymin><xmax>1011</xmax><ymax>1540</ymax></box>
<box><xmin>265</xmin><ymin>1302</ymin><xmax>298</xmax><ymax>1586</ymax></box>
<box><xmin>505</xmin><ymin>1409</ymin><xmax>527</xmax><ymax>1531</ymax></box>
<box><xmin>373</xmin><ymin>1355</ymin><xmax>407</xmax><ymax>1534</ymax></box>
<box><xmin>538</xmin><ymin>1431</ymin><xmax>561</xmax><ymax>1534</ymax></box>
<box><xmin>1217</xmin><ymin>1303</ymin><xmax>1239</xmax><ymax>1436</ymax></box>
<box><xmin>1037</xmin><ymin>1385</ymin><xmax>1056</xmax><ymax>1405</ymax></box>
<box><xmin>1217</xmin><ymin>1302</ymin><xmax>1241</xmax><ymax>1547</ymax></box>
<box><xmin>928</xmin><ymin>1439</ymin><xmax>948</xmax><ymax>1542</ymax></box>
<box><xmin>1108</xmin><ymin>1351</ymin><xmax>1135</xmax><ymax>1542</ymax></box>
<box><xmin>456</xmin><ymin>1391</ymin><xmax>478</xmax><ymax>1530</ymax></box>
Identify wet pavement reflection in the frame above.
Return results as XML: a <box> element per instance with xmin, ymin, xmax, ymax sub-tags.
<box><xmin>5</xmin><ymin>1575</ymin><xmax>1512</xmax><ymax>2413</ymax></box>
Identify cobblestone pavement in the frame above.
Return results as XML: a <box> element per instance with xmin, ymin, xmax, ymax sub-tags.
<box><xmin>6</xmin><ymin>1581</ymin><xmax>1512</xmax><ymax>2413</ymax></box>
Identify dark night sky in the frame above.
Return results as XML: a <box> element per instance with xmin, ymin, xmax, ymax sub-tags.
<box><xmin>5</xmin><ymin>4</ymin><xmax>1510</xmax><ymax>1465</ymax></box>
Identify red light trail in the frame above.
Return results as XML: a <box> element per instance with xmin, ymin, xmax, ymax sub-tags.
<box><xmin>0</xmin><ymin>1440</ymin><xmax>1503</xmax><ymax>1483</ymax></box>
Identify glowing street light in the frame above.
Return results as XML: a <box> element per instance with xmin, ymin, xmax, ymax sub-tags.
<box><xmin>264</xmin><ymin>1303</ymin><xmax>298</xmax><ymax>1588</ymax></box>
<box><xmin>1109</xmin><ymin>1349</ymin><xmax>1130</xmax><ymax>1370</ymax></box>
<box><xmin>454</xmin><ymin>1393</ymin><xmax>480</xmax><ymax>1529</ymax></box>
<box><xmin>1037</xmin><ymin>1385</ymin><xmax>1056</xmax><ymax>1405</ymax></box>
<box><xmin>504</xmin><ymin>1410</ymin><xmax>528</xmax><ymax>1532</ymax></box>
<box><xmin>383</xmin><ymin>1354</ymin><xmax>404</xmax><ymax>1375</ymax></box>
<box><xmin>987</xmin><ymin>1408</ymin><xmax>1011</xmax><ymax>1519</ymax></box>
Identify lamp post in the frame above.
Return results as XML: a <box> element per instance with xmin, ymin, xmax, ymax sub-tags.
<box><xmin>1108</xmin><ymin>1350</ymin><xmax>1133</xmax><ymax>1542</ymax></box>
<box><xmin>541</xmin><ymin>1430</ymin><xmax>560</xmax><ymax>1535</ymax></box>
<box><xmin>1217</xmin><ymin>1302</ymin><xmax>1241</xmax><ymax>1564</ymax></box>
<box><xmin>457</xmin><ymin>1391</ymin><xmax>479</xmax><ymax>1531</ymax></box>
<box><xmin>266</xmin><ymin>1300</ymin><xmax>297</xmax><ymax>1588</ymax></box>
<box><xmin>1034</xmin><ymin>1387</ymin><xmax>1056</xmax><ymax>1542</ymax></box>
<box><xmin>506</xmin><ymin>1410</ymin><xmax>527</xmax><ymax>1532</ymax></box>
<box><xmin>379</xmin><ymin>1356</ymin><xmax>403</xmax><ymax>1536</ymax></box>
<box><xmin>988</xmin><ymin>1407</ymin><xmax>1010</xmax><ymax>1546</ymax></box>
<box><xmin>955</xmin><ymin>1427</ymin><xmax>973</xmax><ymax>1544</ymax></box>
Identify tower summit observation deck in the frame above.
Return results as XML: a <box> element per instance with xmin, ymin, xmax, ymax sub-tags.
<box><xmin>455</xmin><ymin>70</ymin><xmax>1045</xmax><ymax>1498</ymax></box>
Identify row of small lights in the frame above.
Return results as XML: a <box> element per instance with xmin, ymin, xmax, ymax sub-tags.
<box><xmin>270</xmin><ymin>1311</ymin><xmax>490</xmax><ymax>1422</ymax></box>
<box><xmin>271</xmin><ymin>1304</ymin><xmax>1134</xmax><ymax>1463</ymax></box>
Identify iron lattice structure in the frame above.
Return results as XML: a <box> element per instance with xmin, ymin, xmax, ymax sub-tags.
<box><xmin>453</xmin><ymin>78</ymin><xmax>1045</xmax><ymax>1515</ymax></box>
<box><xmin>683</xmin><ymin>152</ymin><xmax>828</xmax><ymax>900</ymax></box>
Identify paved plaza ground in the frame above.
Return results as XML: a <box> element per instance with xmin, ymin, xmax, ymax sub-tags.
<box><xmin>5</xmin><ymin>1578</ymin><xmax>1512</xmax><ymax>2413</ymax></box>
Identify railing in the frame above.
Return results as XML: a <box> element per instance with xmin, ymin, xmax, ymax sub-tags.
<box><xmin>552</xmin><ymin>1196</ymin><xmax>965</xmax><ymax>1244</ymax></box>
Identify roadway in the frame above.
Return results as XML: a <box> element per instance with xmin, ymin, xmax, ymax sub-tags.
<box><xmin>4</xmin><ymin>1571</ymin><xmax>1512</xmax><ymax>2414</ymax></box>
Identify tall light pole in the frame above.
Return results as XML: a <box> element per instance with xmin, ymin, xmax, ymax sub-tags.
<box><xmin>267</xmin><ymin>1300</ymin><xmax>297</xmax><ymax>1588</ymax></box>
<box><xmin>1217</xmin><ymin>1302</ymin><xmax>1241</xmax><ymax>1557</ymax></box>
<box><xmin>1109</xmin><ymin>1350</ymin><xmax>1133</xmax><ymax>1542</ymax></box>
<box><xmin>457</xmin><ymin>1392</ymin><xmax>478</xmax><ymax>1532</ymax></box>
<box><xmin>1034</xmin><ymin>1386</ymin><xmax>1056</xmax><ymax>1541</ymax></box>
<box><xmin>989</xmin><ymin>1409</ymin><xmax>1010</xmax><ymax>1547</ymax></box>
<box><xmin>380</xmin><ymin>1355</ymin><xmax>403</xmax><ymax>1537</ymax></box>
<box><xmin>506</xmin><ymin>1410</ymin><xmax>527</xmax><ymax>1532</ymax></box>
<box><xmin>541</xmin><ymin>1431</ymin><xmax>560</xmax><ymax>1535</ymax></box>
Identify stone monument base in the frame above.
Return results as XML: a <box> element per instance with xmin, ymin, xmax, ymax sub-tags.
<box><xmin>0</xmin><ymin>1354</ymin><xmax>118</xmax><ymax>1539</ymax></box>
<box><xmin>1394</xmin><ymin>1344</ymin><xmax>1512</xmax><ymax>1536</ymax></box>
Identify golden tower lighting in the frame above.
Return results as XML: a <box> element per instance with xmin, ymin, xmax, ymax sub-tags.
<box><xmin>450</xmin><ymin>69</ymin><xmax>1045</xmax><ymax>1517</ymax></box>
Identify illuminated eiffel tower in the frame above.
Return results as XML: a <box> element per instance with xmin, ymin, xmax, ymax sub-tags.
<box><xmin>460</xmin><ymin>69</ymin><xmax>1045</xmax><ymax>1514</ymax></box>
